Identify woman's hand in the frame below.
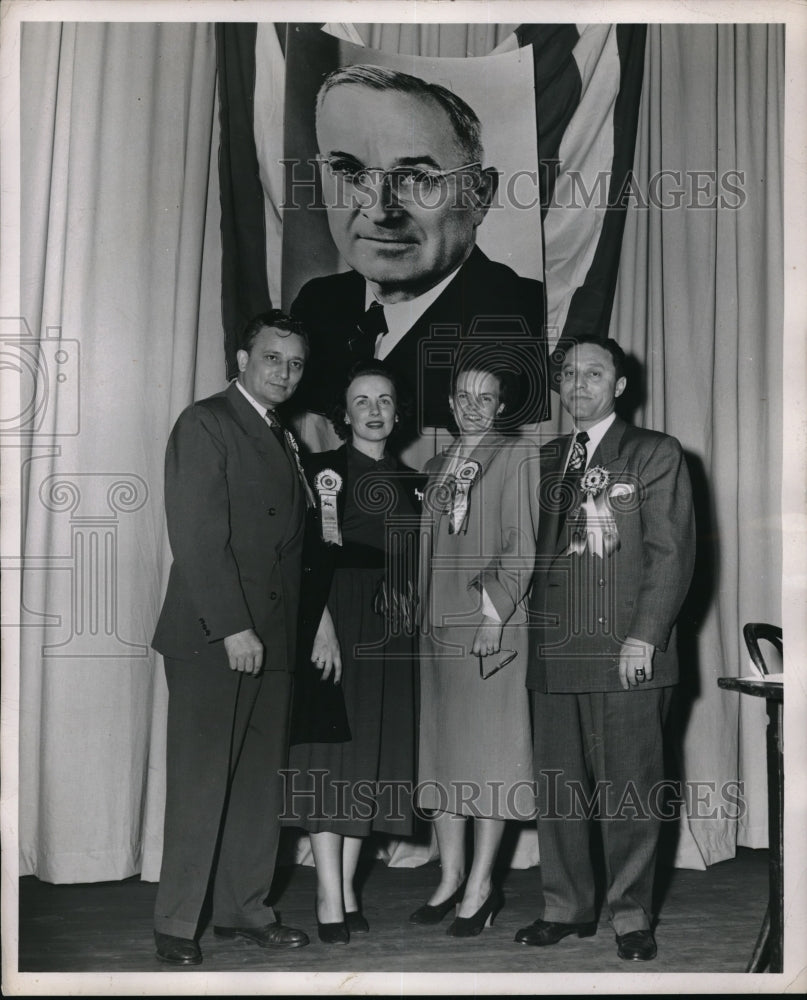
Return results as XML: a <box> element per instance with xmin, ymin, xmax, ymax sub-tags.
<box><xmin>311</xmin><ymin>606</ymin><xmax>342</xmax><ymax>683</ymax></box>
<box><xmin>471</xmin><ymin>616</ymin><xmax>504</xmax><ymax>657</ymax></box>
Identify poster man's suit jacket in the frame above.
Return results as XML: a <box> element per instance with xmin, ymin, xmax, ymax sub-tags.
<box><xmin>527</xmin><ymin>416</ymin><xmax>696</xmax><ymax>693</ymax></box>
<box><xmin>290</xmin><ymin>246</ymin><xmax>547</xmax><ymax>428</ymax></box>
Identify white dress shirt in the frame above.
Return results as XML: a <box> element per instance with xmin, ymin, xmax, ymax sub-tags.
<box><xmin>366</xmin><ymin>263</ymin><xmax>463</xmax><ymax>359</ymax></box>
<box><xmin>564</xmin><ymin>411</ymin><xmax>617</xmax><ymax>472</ymax></box>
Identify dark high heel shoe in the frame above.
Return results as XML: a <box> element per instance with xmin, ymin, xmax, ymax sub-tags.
<box><xmin>409</xmin><ymin>883</ymin><xmax>465</xmax><ymax>925</ymax></box>
<box><xmin>446</xmin><ymin>886</ymin><xmax>504</xmax><ymax>938</ymax></box>
<box><xmin>345</xmin><ymin>910</ymin><xmax>369</xmax><ymax>934</ymax></box>
<box><xmin>315</xmin><ymin>905</ymin><xmax>349</xmax><ymax>944</ymax></box>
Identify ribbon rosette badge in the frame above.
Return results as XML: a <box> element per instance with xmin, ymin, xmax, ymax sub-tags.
<box><xmin>314</xmin><ymin>469</ymin><xmax>343</xmax><ymax>546</ymax></box>
<box><xmin>580</xmin><ymin>465</ymin><xmax>610</xmax><ymax>498</ymax></box>
<box><xmin>566</xmin><ymin>465</ymin><xmax>620</xmax><ymax>558</ymax></box>
<box><xmin>449</xmin><ymin>459</ymin><xmax>481</xmax><ymax>534</ymax></box>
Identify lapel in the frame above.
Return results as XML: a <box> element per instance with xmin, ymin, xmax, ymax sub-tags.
<box><xmin>537</xmin><ymin>434</ymin><xmax>569</xmax><ymax>556</ymax></box>
<box><xmin>343</xmin><ymin>272</ymin><xmax>374</xmax><ymax>357</ymax></box>
<box><xmin>224</xmin><ymin>381</ymin><xmax>295</xmax><ymax>479</ymax></box>
<box><xmin>382</xmin><ymin>248</ymin><xmax>481</xmax><ymax>369</ymax></box>
<box><xmin>431</xmin><ymin>430</ymin><xmax>506</xmax><ymax>532</ymax></box>
<box><xmin>587</xmin><ymin>415</ymin><xmax>629</xmax><ymax>476</ymax></box>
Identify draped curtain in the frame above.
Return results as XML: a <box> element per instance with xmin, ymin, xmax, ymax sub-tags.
<box><xmin>15</xmin><ymin>20</ymin><xmax>782</xmax><ymax>882</ymax></box>
<box><xmin>610</xmin><ymin>23</ymin><xmax>783</xmax><ymax>863</ymax></box>
<box><xmin>18</xmin><ymin>22</ymin><xmax>223</xmax><ymax>881</ymax></box>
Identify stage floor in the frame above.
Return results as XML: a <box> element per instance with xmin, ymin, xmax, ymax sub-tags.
<box><xmin>16</xmin><ymin>847</ymin><xmax>768</xmax><ymax>975</ymax></box>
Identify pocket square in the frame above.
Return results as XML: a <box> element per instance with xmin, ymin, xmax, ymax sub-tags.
<box><xmin>609</xmin><ymin>483</ymin><xmax>635</xmax><ymax>498</ymax></box>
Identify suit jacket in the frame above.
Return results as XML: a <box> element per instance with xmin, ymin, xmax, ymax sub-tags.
<box><xmin>152</xmin><ymin>381</ymin><xmax>306</xmax><ymax>669</ymax></box>
<box><xmin>290</xmin><ymin>246</ymin><xmax>548</xmax><ymax>429</ymax></box>
<box><xmin>527</xmin><ymin>416</ymin><xmax>695</xmax><ymax>693</ymax></box>
<box><xmin>420</xmin><ymin>432</ymin><xmax>542</xmax><ymax>635</ymax></box>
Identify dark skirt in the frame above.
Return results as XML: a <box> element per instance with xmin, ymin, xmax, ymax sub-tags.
<box><xmin>285</xmin><ymin>566</ymin><xmax>416</xmax><ymax>837</ymax></box>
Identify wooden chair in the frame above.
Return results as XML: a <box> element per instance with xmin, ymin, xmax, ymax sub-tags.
<box><xmin>743</xmin><ymin>622</ymin><xmax>783</xmax><ymax>677</ymax></box>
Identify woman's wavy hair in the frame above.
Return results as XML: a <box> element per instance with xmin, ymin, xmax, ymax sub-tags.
<box><xmin>330</xmin><ymin>359</ymin><xmax>413</xmax><ymax>444</ymax></box>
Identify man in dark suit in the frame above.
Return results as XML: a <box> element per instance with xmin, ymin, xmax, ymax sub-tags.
<box><xmin>151</xmin><ymin>311</ymin><xmax>311</xmax><ymax>965</ymax></box>
<box><xmin>291</xmin><ymin>64</ymin><xmax>547</xmax><ymax>441</ymax></box>
<box><xmin>518</xmin><ymin>335</ymin><xmax>695</xmax><ymax>962</ymax></box>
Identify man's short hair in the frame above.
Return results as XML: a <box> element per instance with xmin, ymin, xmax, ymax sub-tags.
<box><xmin>239</xmin><ymin>310</ymin><xmax>310</xmax><ymax>358</ymax></box>
<box><xmin>556</xmin><ymin>334</ymin><xmax>627</xmax><ymax>382</ymax></box>
<box><xmin>316</xmin><ymin>64</ymin><xmax>484</xmax><ymax>166</ymax></box>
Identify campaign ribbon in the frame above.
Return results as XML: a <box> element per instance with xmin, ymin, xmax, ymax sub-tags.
<box><xmin>285</xmin><ymin>430</ymin><xmax>315</xmax><ymax>508</ymax></box>
<box><xmin>449</xmin><ymin>459</ymin><xmax>481</xmax><ymax>535</ymax></box>
<box><xmin>313</xmin><ymin>469</ymin><xmax>343</xmax><ymax>545</ymax></box>
<box><xmin>562</xmin><ymin>465</ymin><xmax>620</xmax><ymax>558</ymax></box>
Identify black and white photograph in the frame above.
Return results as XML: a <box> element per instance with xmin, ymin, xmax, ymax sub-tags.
<box><xmin>1</xmin><ymin>1</ymin><xmax>805</xmax><ymax>995</ymax></box>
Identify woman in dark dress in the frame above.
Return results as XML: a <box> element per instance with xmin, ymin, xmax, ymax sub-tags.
<box><xmin>286</xmin><ymin>360</ymin><xmax>420</xmax><ymax>944</ymax></box>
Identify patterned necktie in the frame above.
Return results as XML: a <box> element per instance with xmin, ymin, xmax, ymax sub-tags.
<box><xmin>556</xmin><ymin>430</ymin><xmax>589</xmax><ymax>540</ymax></box>
<box><xmin>265</xmin><ymin>408</ymin><xmax>284</xmax><ymax>443</ymax></box>
<box><xmin>353</xmin><ymin>301</ymin><xmax>388</xmax><ymax>357</ymax></box>
<box><xmin>567</xmin><ymin>430</ymin><xmax>589</xmax><ymax>474</ymax></box>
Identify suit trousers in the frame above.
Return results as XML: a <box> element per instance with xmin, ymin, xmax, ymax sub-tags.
<box><xmin>154</xmin><ymin>656</ymin><xmax>292</xmax><ymax>939</ymax></box>
<box><xmin>532</xmin><ymin>687</ymin><xmax>672</xmax><ymax>936</ymax></box>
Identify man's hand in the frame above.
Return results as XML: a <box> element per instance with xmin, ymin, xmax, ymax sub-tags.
<box><xmin>311</xmin><ymin>606</ymin><xmax>342</xmax><ymax>683</ymax></box>
<box><xmin>618</xmin><ymin>636</ymin><xmax>656</xmax><ymax>690</ymax></box>
<box><xmin>223</xmin><ymin>629</ymin><xmax>264</xmax><ymax>675</ymax></box>
<box><xmin>472</xmin><ymin>616</ymin><xmax>504</xmax><ymax>658</ymax></box>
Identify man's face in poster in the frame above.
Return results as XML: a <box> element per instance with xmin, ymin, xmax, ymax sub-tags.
<box><xmin>315</xmin><ymin>83</ymin><xmax>493</xmax><ymax>304</ymax></box>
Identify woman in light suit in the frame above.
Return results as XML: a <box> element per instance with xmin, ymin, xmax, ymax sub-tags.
<box><xmin>413</xmin><ymin>358</ymin><xmax>541</xmax><ymax>937</ymax></box>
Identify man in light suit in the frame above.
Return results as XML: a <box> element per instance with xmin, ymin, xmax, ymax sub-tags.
<box><xmin>151</xmin><ymin>311</ymin><xmax>311</xmax><ymax>965</ymax></box>
<box><xmin>290</xmin><ymin>64</ymin><xmax>547</xmax><ymax>447</ymax></box>
<box><xmin>518</xmin><ymin>335</ymin><xmax>695</xmax><ymax>961</ymax></box>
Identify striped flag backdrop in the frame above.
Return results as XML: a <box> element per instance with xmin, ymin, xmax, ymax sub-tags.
<box><xmin>217</xmin><ymin>22</ymin><xmax>646</xmax><ymax>381</ymax></box>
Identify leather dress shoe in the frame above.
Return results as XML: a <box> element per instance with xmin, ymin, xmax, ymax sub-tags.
<box><xmin>154</xmin><ymin>931</ymin><xmax>202</xmax><ymax>966</ymax></box>
<box><xmin>616</xmin><ymin>929</ymin><xmax>657</xmax><ymax>961</ymax></box>
<box><xmin>345</xmin><ymin>910</ymin><xmax>370</xmax><ymax>934</ymax></box>
<box><xmin>514</xmin><ymin>918</ymin><xmax>597</xmax><ymax>946</ymax></box>
<box><xmin>214</xmin><ymin>921</ymin><xmax>310</xmax><ymax>949</ymax></box>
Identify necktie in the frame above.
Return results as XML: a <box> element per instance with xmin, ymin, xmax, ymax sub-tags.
<box><xmin>353</xmin><ymin>301</ymin><xmax>388</xmax><ymax>357</ymax></box>
<box><xmin>556</xmin><ymin>430</ymin><xmax>589</xmax><ymax>541</ymax></box>
<box><xmin>567</xmin><ymin>430</ymin><xmax>589</xmax><ymax>474</ymax></box>
<box><xmin>265</xmin><ymin>409</ymin><xmax>284</xmax><ymax>442</ymax></box>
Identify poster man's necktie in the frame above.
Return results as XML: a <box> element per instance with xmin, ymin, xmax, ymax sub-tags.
<box><xmin>556</xmin><ymin>430</ymin><xmax>589</xmax><ymax>542</ymax></box>
<box><xmin>353</xmin><ymin>301</ymin><xmax>388</xmax><ymax>357</ymax></box>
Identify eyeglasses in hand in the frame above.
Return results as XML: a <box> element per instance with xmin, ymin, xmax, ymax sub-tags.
<box><xmin>479</xmin><ymin>648</ymin><xmax>517</xmax><ymax>680</ymax></box>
